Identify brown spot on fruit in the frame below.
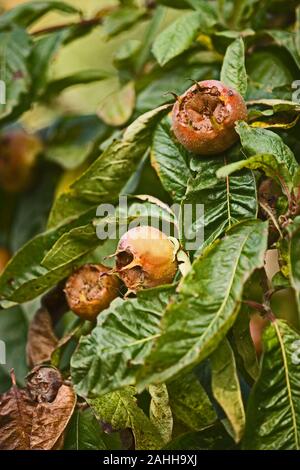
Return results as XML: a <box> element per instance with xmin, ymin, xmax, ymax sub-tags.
<box><xmin>115</xmin><ymin>226</ymin><xmax>178</xmax><ymax>292</ymax></box>
<box><xmin>64</xmin><ymin>264</ymin><xmax>120</xmax><ymax>321</ymax></box>
<box><xmin>172</xmin><ymin>79</ymin><xmax>247</xmax><ymax>155</ymax></box>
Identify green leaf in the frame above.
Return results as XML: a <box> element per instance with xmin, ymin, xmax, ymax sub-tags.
<box><xmin>103</xmin><ymin>7</ymin><xmax>146</xmax><ymax>38</ymax></box>
<box><xmin>266</xmin><ymin>30</ymin><xmax>300</xmax><ymax>70</ymax></box>
<box><xmin>151</xmin><ymin>118</ymin><xmax>191</xmax><ymax>202</ymax></box>
<box><xmin>156</xmin><ymin>0</ymin><xmax>190</xmax><ymax>7</ymax></box>
<box><xmin>0</xmin><ymin>305</ymin><xmax>29</xmax><ymax>391</ymax></box>
<box><xmin>149</xmin><ymin>384</ymin><xmax>173</xmax><ymax>445</ymax></box>
<box><xmin>232</xmin><ymin>306</ymin><xmax>259</xmax><ymax>381</ymax></box>
<box><xmin>210</xmin><ymin>339</ymin><xmax>245</xmax><ymax>443</ymax></box>
<box><xmin>167</xmin><ymin>373</ymin><xmax>216</xmax><ymax>431</ymax></box>
<box><xmin>0</xmin><ymin>1</ymin><xmax>79</xmax><ymax>30</ymax></box>
<box><xmin>184</xmin><ymin>149</ymin><xmax>257</xmax><ymax>252</ymax></box>
<box><xmin>216</xmin><ymin>154</ymin><xmax>294</xmax><ymax>192</ymax></box>
<box><xmin>164</xmin><ymin>422</ymin><xmax>235</xmax><ymax>450</ymax></box>
<box><xmin>0</xmin><ymin>27</ymin><xmax>32</xmax><ymax>121</ymax></box>
<box><xmin>64</xmin><ymin>408</ymin><xmax>107</xmax><ymax>450</ymax></box>
<box><xmin>137</xmin><ymin>220</ymin><xmax>268</xmax><ymax>386</ymax></box>
<box><xmin>235</xmin><ymin>121</ymin><xmax>299</xmax><ymax>180</ymax></box>
<box><xmin>89</xmin><ymin>387</ymin><xmax>162</xmax><ymax>450</ymax></box>
<box><xmin>243</xmin><ymin>320</ymin><xmax>300</xmax><ymax>450</ymax></box>
<box><xmin>288</xmin><ymin>217</ymin><xmax>300</xmax><ymax>313</ymax></box>
<box><xmin>71</xmin><ymin>286</ymin><xmax>175</xmax><ymax>397</ymax></box>
<box><xmin>97</xmin><ymin>81</ymin><xmax>136</xmax><ymax>127</ymax></box>
<box><xmin>152</xmin><ymin>11</ymin><xmax>216</xmax><ymax>66</ymax></box>
<box><xmin>220</xmin><ymin>38</ymin><xmax>247</xmax><ymax>96</ymax></box>
<box><xmin>48</xmin><ymin>104</ymin><xmax>171</xmax><ymax>227</ymax></box>
<box><xmin>246</xmin><ymin>51</ymin><xmax>293</xmax><ymax>100</ymax></box>
<box><xmin>0</xmin><ymin>209</ymin><xmax>95</xmax><ymax>304</ymax></box>
<box><xmin>41</xmin><ymin>70</ymin><xmax>110</xmax><ymax>99</ymax></box>
<box><xmin>43</xmin><ymin>115</ymin><xmax>110</xmax><ymax>170</ymax></box>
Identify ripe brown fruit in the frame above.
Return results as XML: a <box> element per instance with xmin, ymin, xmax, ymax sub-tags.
<box><xmin>172</xmin><ymin>79</ymin><xmax>247</xmax><ymax>155</ymax></box>
<box><xmin>64</xmin><ymin>264</ymin><xmax>120</xmax><ymax>321</ymax></box>
<box><xmin>115</xmin><ymin>226</ymin><xmax>177</xmax><ymax>292</ymax></box>
<box><xmin>0</xmin><ymin>129</ymin><xmax>42</xmax><ymax>192</ymax></box>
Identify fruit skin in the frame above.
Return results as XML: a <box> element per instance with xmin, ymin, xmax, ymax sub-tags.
<box><xmin>0</xmin><ymin>129</ymin><xmax>42</xmax><ymax>193</ymax></box>
<box><xmin>172</xmin><ymin>79</ymin><xmax>247</xmax><ymax>155</ymax></box>
<box><xmin>64</xmin><ymin>264</ymin><xmax>120</xmax><ymax>321</ymax></box>
<box><xmin>0</xmin><ymin>248</ymin><xmax>10</xmax><ymax>273</ymax></box>
<box><xmin>115</xmin><ymin>226</ymin><xmax>177</xmax><ymax>292</ymax></box>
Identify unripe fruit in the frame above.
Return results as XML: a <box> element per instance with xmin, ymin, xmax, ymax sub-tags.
<box><xmin>0</xmin><ymin>248</ymin><xmax>10</xmax><ymax>273</ymax></box>
<box><xmin>0</xmin><ymin>129</ymin><xmax>42</xmax><ymax>192</ymax></box>
<box><xmin>64</xmin><ymin>264</ymin><xmax>120</xmax><ymax>321</ymax></box>
<box><xmin>115</xmin><ymin>226</ymin><xmax>177</xmax><ymax>292</ymax></box>
<box><xmin>172</xmin><ymin>79</ymin><xmax>247</xmax><ymax>155</ymax></box>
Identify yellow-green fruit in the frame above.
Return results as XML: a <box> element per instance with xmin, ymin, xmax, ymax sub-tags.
<box><xmin>115</xmin><ymin>226</ymin><xmax>178</xmax><ymax>292</ymax></box>
<box><xmin>0</xmin><ymin>129</ymin><xmax>42</xmax><ymax>192</ymax></box>
<box><xmin>64</xmin><ymin>264</ymin><xmax>120</xmax><ymax>321</ymax></box>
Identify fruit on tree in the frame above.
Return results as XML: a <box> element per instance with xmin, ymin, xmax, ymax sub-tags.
<box><xmin>0</xmin><ymin>129</ymin><xmax>42</xmax><ymax>192</ymax></box>
<box><xmin>171</xmin><ymin>79</ymin><xmax>247</xmax><ymax>155</ymax></box>
<box><xmin>0</xmin><ymin>248</ymin><xmax>10</xmax><ymax>273</ymax></box>
<box><xmin>115</xmin><ymin>226</ymin><xmax>178</xmax><ymax>292</ymax></box>
<box><xmin>250</xmin><ymin>313</ymin><xmax>269</xmax><ymax>357</ymax></box>
<box><xmin>64</xmin><ymin>264</ymin><xmax>120</xmax><ymax>321</ymax></box>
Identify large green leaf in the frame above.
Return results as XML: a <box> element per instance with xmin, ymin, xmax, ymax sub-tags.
<box><xmin>48</xmin><ymin>104</ymin><xmax>170</xmax><ymax>227</ymax></box>
<box><xmin>235</xmin><ymin>122</ymin><xmax>299</xmax><ymax>180</ymax></box>
<box><xmin>184</xmin><ymin>149</ymin><xmax>257</xmax><ymax>252</ymax></box>
<box><xmin>152</xmin><ymin>10</ymin><xmax>216</xmax><ymax>66</ymax></box>
<box><xmin>167</xmin><ymin>373</ymin><xmax>216</xmax><ymax>431</ymax></box>
<box><xmin>0</xmin><ymin>27</ymin><xmax>32</xmax><ymax>121</ymax></box>
<box><xmin>0</xmin><ymin>209</ymin><xmax>95</xmax><ymax>304</ymax></box>
<box><xmin>137</xmin><ymin>220</ymin><xmax>268</xmax><ymax>387</ymax></box>
<box><xmin>89</xmin><ymin>387</ymin><xmax>161</xmax><ymax>450</ymax></box>
<box><xmin>243</xmin><ymin>320</ymin><xmax>300</xmax><ymax>450</ymax></box>
<box><xmin>0</xmin><ymin>1</ymin><xmax>79</xmax><ymax>30</ymax></box>
<box><xmin>71</xmin><ymin>286</ymin><xmax>175</xmax><ymax>397</ymax></box>
<box><xmin>151</xmin><ymin>118</ymin><xmax>191</xmax><ymax>202</ymax></box>
<box><xmin>217</xmin><ymin>154</ymin><xmax>294</xmax><ymax>192</ymax></box>
<box><xmin>210</xmin><ymin>339</ymin><xmax>245</xmax><ymax>443</ymax></box>
<box><xmin>266</xmin><ymin>30</ymin><xmax>300</xmax><ymax>70</ymax></box>
<box><xmin>64</xmin><ymin>408</ymin><xmax>107</xmax><ymax>450</ymax></box>
<box><xmin>220</xmin><ymin>38</ymin><xmax>247</xmax><ymax>96</ymax></box>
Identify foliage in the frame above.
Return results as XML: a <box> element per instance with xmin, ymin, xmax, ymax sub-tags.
<box><xmin>1</xmin><ymin>0</ymin><xmax>300</xmax><ymax>451</ymax></box>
